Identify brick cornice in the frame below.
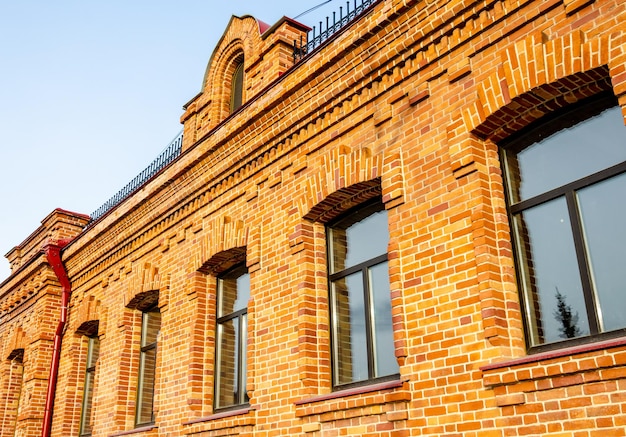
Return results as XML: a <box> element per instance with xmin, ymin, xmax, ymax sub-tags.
<box><xmin>62</xmin><ymin>0</ymin><xmax>600</xmax><ymax>292</ymax></box>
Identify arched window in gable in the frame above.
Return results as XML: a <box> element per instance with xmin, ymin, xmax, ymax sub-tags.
<box><xmin>230</xmin><ymin>58</ymin><xmax>244</xmax><ymax>112</ymax></box>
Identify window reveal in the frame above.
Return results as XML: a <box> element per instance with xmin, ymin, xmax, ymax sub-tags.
<box><xmin>327</xmin><ymin>201</ymin><xmax>399</xmax><ymax>388</ymax></box>
<box><xmin>502</xmin><ymin>96</ymin><xmax>626</xmax><ymax>349</ymax></box>
<box><xmin>215</xmin><ymin>264</ymin><xmax>250</xmax><ymax>409</ymax></box>
<box><xmin>135</xmin><ymin>306</ymin><xmax>160</xmax><ymax>426</ymax></box>
<box><xmin>79</xmin><ymin>336</ymin><xmax>100</xmax><ymax>436</ymax></box>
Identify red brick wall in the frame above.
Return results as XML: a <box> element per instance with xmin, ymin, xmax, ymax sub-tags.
<box><xmin>2</xmin><ymin>0</ymin><xmax>626</xmax><ymax>436</ymax></box>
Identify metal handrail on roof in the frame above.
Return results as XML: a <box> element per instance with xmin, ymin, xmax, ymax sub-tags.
<box><xmin>88</xmin><ymin>131</ymin><xmax>183</xmax><ymax>224</ymax></box>
<box><xmin>293</xmin><ymin>0</ymin><xmax>382</xmax><ymax>62</ymax></box>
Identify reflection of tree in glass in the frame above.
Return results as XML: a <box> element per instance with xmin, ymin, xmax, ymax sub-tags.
<box><xmin>553</xmin><ymin>287</ymin><xmax>582</xmax><ymax>339</ymax></box>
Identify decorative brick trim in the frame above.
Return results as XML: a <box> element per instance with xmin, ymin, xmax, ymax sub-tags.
<box><xmin>481</xmin><ymin>336</ymin><xmax>626</xmax><ymax>373</ymax></box>
<box><xmin>294</xmin><ymin>379</ymin><xmax>405</xmax><ymax>406</ymax></box>
<box><xmin>74</xmin><ymin>296</ymin><xmax>103</xmax><ymax>336</ymax></box>
<box><xmin>295</xmin><ymin>379</ymin><xmax>410</xmax><ymax>429</ymax></box>
<box><xmin>181</xmin><ymin>406</ymin><xmax>255</xmax><ymax>434</ymax></box>
<box><xmin>299</xmin><ymin>147</ymin><xmax>405</xmax><ymax>222</ymax></box>
<box><xmin>183</xmin><ymin>273</ymin><xmax>212</xmax><ymax>415</ymax></box>
<box><xmin>481</xmin><ymin>335</ymin><xmax>626</xmax><ymax>435</ymax></box>
<box><xmin>108</xmin><ymin>424</ymin><xmax>157</xmax><ymax>437</ymax></box>
<box><xmin>466</xmin><ymin>29</ymin><xmax>618</xmax><ymax>140</ymax></box>
<box><xmin>182</xmin><ymin>406</ymin><xmax>254</xmax><ymax>425</ymax></box>
<box><xmin>194</xmin><ymin>216</ymin><xmax>259</xmax><ymax>274</ymax></box>
<box><xmin>125</xmin><ymin>263</ymin><xmax>164</xmax><ymax>310</ymax></box>
<box><xmin>444</xmin><ymin>126</ymin><xmax>522</xmax><ymax>350</ymax></box>
<box><xmin>563</xmin><ymin>0</ymin><xmax>596</xmax><ymax>15</ymax></box>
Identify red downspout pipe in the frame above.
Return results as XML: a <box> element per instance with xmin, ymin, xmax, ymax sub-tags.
<box><xmin>41</xmin><ymin>238</ymin><xmax>73</xmax><ymax>437</ymax></box>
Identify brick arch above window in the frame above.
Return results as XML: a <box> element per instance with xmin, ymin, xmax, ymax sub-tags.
<box><xmin>304</xmin><ymin>180</ymin><xmax>382</xmax><ymax>224</ymax></box>
<box><xmin>7</xmin><ymin>348</ymin><xmax>24</xmax><ymax>361</ymax></box>
<box><xmin>462</xmin><ymin>30</ymin><xmax>626</xmax><ymax>141</ymax></box>
<box><xmin>5</xmin><ymin>326</ymin><xmax>27</xmax><ymax>360</ymax></box>
<box><xmin>124</xmin><ymin>263</ymin><xmax>165</xmax><ymax>310</ymax></box>
<box><xmin>199</xmin><ymin>247</ymin><xmax>247</xmax><ymax>276</ymax></box>
<box><xmin>192</xmin><ymin>216</ymin><xmax>260</xmax><ymax>274</ymax></box>
<box><xmin>125</xmin><ymin>289</ymin><xmax>159</xmax><ymax>312</ymax></box>
<box><xmin>209</xmin><ymin>45</ymin><xmax>246</xmax><ymax>120</ymax></box>
<box><xmin>75</xmin><ymin>320</ymin><xmax>99</xmax><ymax>337</ymax></box>
<box><xmin>297</xmin><ymin>146</ymin><xmax>405</xmax><ymax>221</ymax></box>
<box><xmin>473</xmin><ymin>66</ymin><xmax>613</xmax><ymax>143</ymax></box>
<box><xmin>74</xmin><ymin>295</ymin><xmax>105</xmax><ymax>336</ymax></box>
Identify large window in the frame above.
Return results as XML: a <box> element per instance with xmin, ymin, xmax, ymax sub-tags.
<box><xmin>215</xmin><ymin>264</ymin><xmax>249</xmax><ymax>410</ymax></box>
<box><xmin>502</xmin><ymin>94</ymin><xmax>626</xmax><ymax>349</ymax></box>
<box><xmin>79</xmin><ymin>336</ymin><xmax>100</xmax><ymax>436</ymax></box>
<box><xmin>135</xmin><ymin>305</ymin><xmax>160</xmax><ymax>426</ymax></box>
<box><xmin>327</xmin><ymin>200</ymin><xmax>399</xmax><ymax>388</ymax></box>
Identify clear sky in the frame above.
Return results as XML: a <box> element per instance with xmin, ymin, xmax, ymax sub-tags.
<box><xmin>0</xmin><ymin>0</ymin><xmax>341</xmax><ymax>280</ymax></box>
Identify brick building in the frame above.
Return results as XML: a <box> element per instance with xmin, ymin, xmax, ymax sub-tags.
<box><xmin>1</xmin><ymin>0</ymin><xmax>626</xmax><ymax>436</ymax></box>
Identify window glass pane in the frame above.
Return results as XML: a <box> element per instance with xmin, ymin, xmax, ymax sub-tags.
<box><xmin>80</xmin><ymin>372</ymin><xmax>95</xmax><ymax>435</ymax></box>
<box><xmin>369</xmin><ymin>262</ymin><xmax>398</xmax><ymax>377</ymax></box>
<box><xmin>216</xmin><ymin>318</ymin><xmax>240</xmax><ymax>408</ymax></box>
<box><xmin>241</xmin><ymin>314</ymin><xmax>249</xmax><ymax>404</ymax></box>
<box><xmin>80</xmin><ymin>337</ymin><xmax>99</xmax><ymax>436</ymax></box>
<box><xmin>231</xmin><ymin>62</ymin><xmax>244</xmax><ymax>111</ymax></box>
<box><xmin>330</xmin><ymin>208</ymin><xmax>388</xmax><ymax>272</ymax></box>
<box><xmin>87</xmin><ymin>336</ymin><xmax>100</xmax><ymax>368</ymax></box>
<box><xmin>578</xmin><ymin>173</ymin><xmax>626</xmax><ymax>332</ymax></box>
<box><xmin>218</xmin><ymin>269</ymin><xmax>250</xmax><ymax>316</ymax></box>
<box><xmin>506</xmin><ymin>106</ymin><xmax>625</xmax><ymax>203</ymax></box>
<box><xmin>513</xmin><ymin>197</ymin><xmax>589</xmax><ymax>345</ymax></box>
<box><xmin>141</xmin><ymin>311</ymin><xmax>161</xmax><ymax>347</ymax></box>
<box><xmin>332</xmin><ymin>272</ymin><xmax>368</xmax><ymax>385</ymax></box>
<box><xmin>136</xmin><ymin>347</ymin><xmax>157</xmax><ymax>424</ymax></box>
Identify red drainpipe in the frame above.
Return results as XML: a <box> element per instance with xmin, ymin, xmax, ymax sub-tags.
<box><xmin>41</xmin><ymin>238</ymin><xmax>73</xmax><ymax>437</ymax></box>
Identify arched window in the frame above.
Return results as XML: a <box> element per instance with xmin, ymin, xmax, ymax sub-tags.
<box><xmin>501</xmin><ymin>93</ymin><xmax>626</xmax><ymax>350</ymax></box>
<box><xmin>230</xmin><ymin>58</ymin><xmax>244</xmax><ymax>112</ymax></box>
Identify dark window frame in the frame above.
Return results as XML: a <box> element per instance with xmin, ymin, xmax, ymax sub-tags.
<box><xmin>500</xmin><ymin>93</ymin><xmax>626</xmax><ymax>353</ymax></box>
<box><xmin>214</xmin><ymin>263</ymin><xmax>250</xmax><ymax>411</ymax></box>
<box><xmin>326</xmin><ymin>199</ymin><xmax>400</xmax><ymax>390</ymax></box>
<box><xmin>79</xmin><ymin>335</ymin><xmax>100</xmax><ymax>437</ymax></box>
<box><xmin>135</xmin><ymin>304</ymin><xmax>160</xmax><ymax>427</ymax></box>
<box><xmin>230</xmin><ymin>59</ymin><xmax>244</xmax><ymax>112</ymax></box>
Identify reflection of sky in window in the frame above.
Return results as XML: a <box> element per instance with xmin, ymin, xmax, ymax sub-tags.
<box><xmin>515</xmin><ymin>106</ymin><xmax>626</xmax><ymax>201</ymax></box>
<box><xmin>369</xmin><ymin>262</ymin><xmax>398</xmax><ymax>377</ymax></box>
<box><xmin>517</xmin><ymin>198</ymin><xmax>589</xmax><ymax>344</ymax></box>
<box><xmin>578</xmin><ymin>173</ymin><xmax>626</xmax><ymax>332</ymax></box>
<box><xmin>343</xmin><ymin>273</ymin><xmax>368</xmax><ymax>383</ymax></box>
<box><xmin>511</xmin><ymin>103</ymin><xmax>626</xmax><ymax>345</ymax></box>
<box><xmin>234</xmin><ymin>273</ymin><xmax>250</xmax><ymax>311</ymax></box>
<box><xmin>343</xmin><ymin>210</ymin><xmax>388</xmax><ymax>268</ymax></box>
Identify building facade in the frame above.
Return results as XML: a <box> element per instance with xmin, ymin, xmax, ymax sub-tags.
<box><xmin>1</xmin><ymin>0</ymin><xmax>626</xmax><ymax>436</ymax></box>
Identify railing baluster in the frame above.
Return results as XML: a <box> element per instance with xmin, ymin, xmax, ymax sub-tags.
<box><xmin>293</xmin><ymin>0</ymin><xmax>381</xmax><ymax>61</ymax></box>
<box><xmin>88</xmin><ymin>130</ymin><xmax>184</xmax><ymax>224</ymax></box>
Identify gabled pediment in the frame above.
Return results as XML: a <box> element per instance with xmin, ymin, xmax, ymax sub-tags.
<box><xmin>180</xmin><ymin>14</ymin><xmax>309</xmax><ymax>149</ymax></box>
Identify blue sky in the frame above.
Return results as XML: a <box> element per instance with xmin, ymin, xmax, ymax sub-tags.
<box><xmin>0</xmin><ymin>1</ymin><xmax>342</xmax><ymax>280</ymax></box>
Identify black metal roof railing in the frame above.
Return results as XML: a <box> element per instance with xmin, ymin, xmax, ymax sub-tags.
<box><xmin>88</xmin><ymin>131</ymin><xmax>183</xmax><ymax>223</ymax></box>
<box><xmin>293</xmin><ymin>0</ymin><xmax>382</xmax><ymax>62</ymax></box>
